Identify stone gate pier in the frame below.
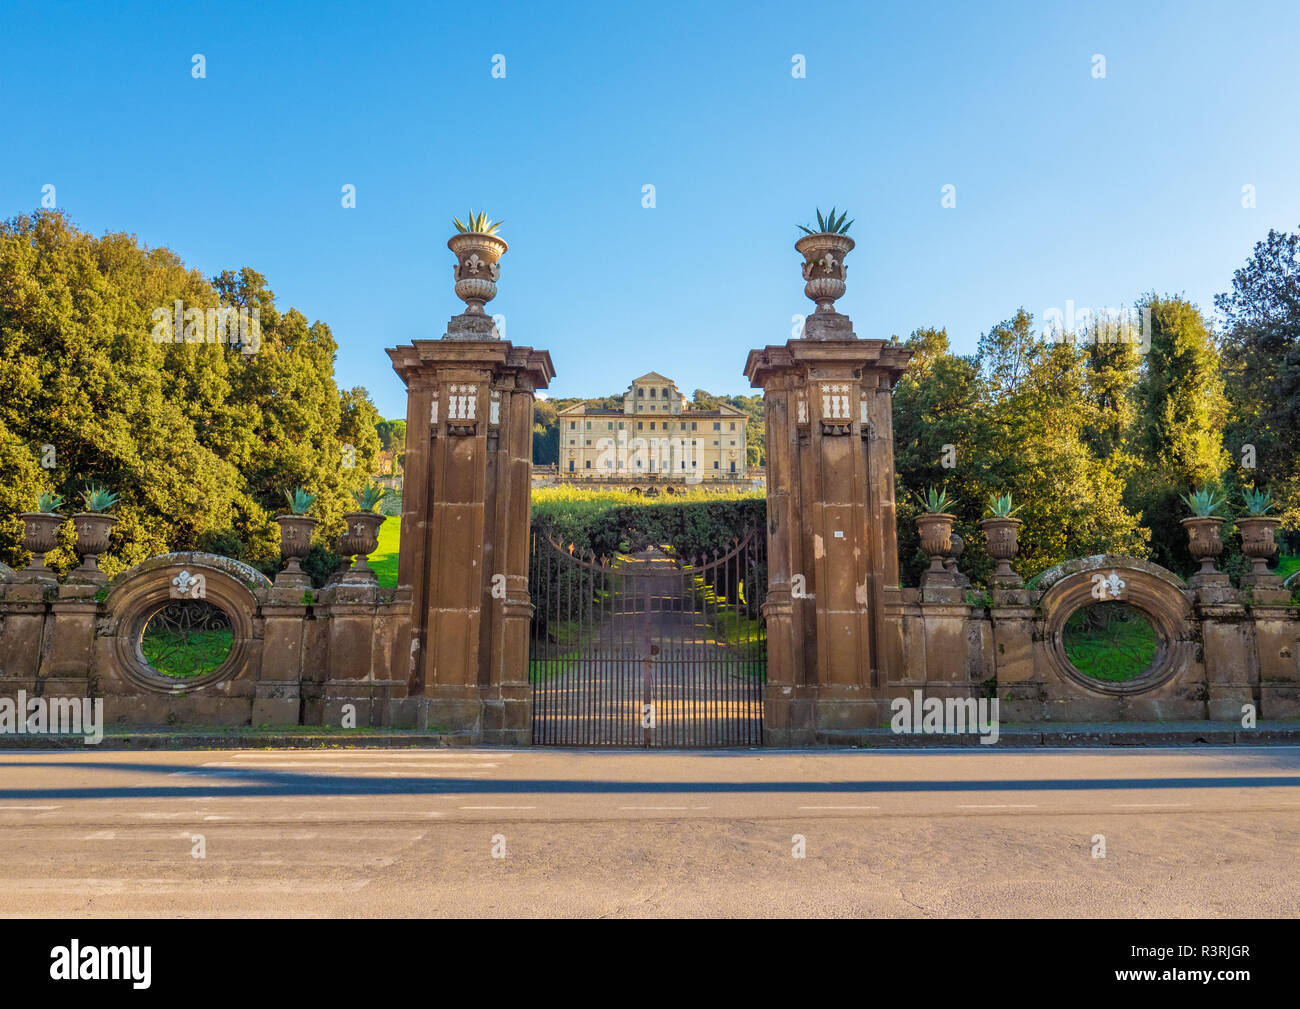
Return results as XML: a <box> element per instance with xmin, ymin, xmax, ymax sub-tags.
<box><xmin>385</xmin><ymin>232</ymin><xmax>553</xmax><ymax>742</ymax></box>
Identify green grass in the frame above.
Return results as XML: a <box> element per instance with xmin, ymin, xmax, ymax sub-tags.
<box><xmin>140</xmin><ymin>628</ymin><xmax>233</xmax><ymax>678</ymax></box>
<box><xmin>1063</xmin><ymin>604</ymin><xmax>1157</xmax><ymax>682</ymax></box>
<box><xmin>1276</xmin><ymin>553</ymin><xmax>1300</xmax><ymax>582</ymax></box>
<box><xmin>371</xmin><ymin>516</ymin><xmax>400</xmax><ymax>587</ymax></box>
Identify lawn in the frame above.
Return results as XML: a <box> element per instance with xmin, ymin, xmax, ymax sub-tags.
<box><xmin>140</xmin><ymin>628</ymin><xmax>234</xmax><ymax>678</ymax></box>
<box><xmin>1063</xmin><ymin>603</ymin><xmax>1158</xmax><ymax>682</ymax></box>
<box><xmin>371</xmin><ymin>516</ymin><xmax>400</xmax><ymax>587</ymax></box>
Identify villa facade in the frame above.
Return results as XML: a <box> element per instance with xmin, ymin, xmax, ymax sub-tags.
<box><xmin>553</xmin><ymin>372</ymin><xmax>750</xmax><ymax>489</ymax></box>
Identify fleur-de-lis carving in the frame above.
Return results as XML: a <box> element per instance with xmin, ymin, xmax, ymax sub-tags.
<box><xmin>1090</xmin><ymin>570</ymin><xmax>1127</xmax><ymax>600</ymax></box>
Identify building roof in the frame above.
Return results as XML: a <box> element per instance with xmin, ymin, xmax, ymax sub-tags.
<box><xmin>630</xmin><ymin>371</ymin><xmax>675</xmax><ymax>384</ymax></box>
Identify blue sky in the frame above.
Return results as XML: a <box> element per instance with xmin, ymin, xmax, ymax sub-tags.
<box><xmin>3</xmin><ymin>0</ymin><xmax>1298</xmax><ymax>419</ymax></box>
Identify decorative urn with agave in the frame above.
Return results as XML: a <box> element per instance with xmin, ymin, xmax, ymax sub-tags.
<box><xmin>339</xmin><ymin>482</ymin><xmax>391</xmax><ymax>584</ymax></box>
<box><xmin>979</xmin><ymin>493</ymin><xmax>1023</xmax><ymax>585</ymax></box>
<box><xmin>1237</xmin><ymin>488</ymin><xmax>1280</xmax><ymax>582</ymax></box>
<box><xmin>20</xmin><ymin>491</ymin><xmax>66</xmax><ymax>583</ymax></box>
<box><xmin>1180</xmin><ymin>487</ymin><xmax>1227</xmax><ymax>575</ymax></box>
<box><xmin>275</xmin><ymin>487</ymin><xmax>319</xmax><ymax>588</ymax></box>
<box><xmin>796</xmin><ymin>207</ymin><xmax>855</xmax><ymax>321</ymax></box>
<box><xmin>70</xmin><ymin>485</ymin><xmax>118</xmax><ymax>584</ymax></box>
<box><xmin>913</xmin><ymin>487</ymin><xmax>956</xmax><ymax>573</ymax></box>
<box><xmin>448</xmin><ymin>210</ymin><xmax>506</xmax><ymax>325</ymax></box>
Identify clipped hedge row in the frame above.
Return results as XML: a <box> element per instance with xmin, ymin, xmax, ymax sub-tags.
<box><xmin>531</xmin><ymin>487</ymin><xmax>765</xmax><ymax>560</ymax></box>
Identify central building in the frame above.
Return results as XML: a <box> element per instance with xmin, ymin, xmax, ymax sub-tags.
<box><xmin>554</xmin><ymin>371</ymin><xmax>750</xmax><ymax>491</ymax></box>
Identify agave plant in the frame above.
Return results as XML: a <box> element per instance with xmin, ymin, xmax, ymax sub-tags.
<box><xmin>284</xmin><ymin>487</ymin><xmax>316</xmax><ymax>516</ymax></box>
<box><xmin>452</xmin><ymin>209</ymin><xmax>504</xmax><ymax>236</ymax></box>
<box><xmin>986</xmin><ymin>492</ymin><xmax>1021</xmax><ymax>518</ymax></box>
<box><xmin>914</xmin><ymin>486</ymin><xmax>954</xmax><ymax>514</ymax></box>
<box><xmin>1242</xmin><ymin>487</ymin><xmax>1274</xmax><ymax>516</ymax></box>
<box><xmin>36</xmin><ymin>491</ymin><xmax>64</xmax><ymax>513</ymax></box>
<box><xmin>80</xmin><ymin>485</ymin><xmax>118</xmax><ymax>513</ymax></box>
<box><xmin>350</xmin><ymin>481</ymin><xmax>392</xmax><ymax>513</ymax></box>
<box><xmin>1181</xmin><ymin>486</ymin><xmax>1228</xmax><ymax>518</ymax></box>
<box><xmin>797</xmin><ymin>207</ymin><xmax>853</xmax><ymax>236</ymax></box>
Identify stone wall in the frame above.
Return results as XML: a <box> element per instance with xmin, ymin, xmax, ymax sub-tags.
<box><xmin>1</xmin><ymin>546</ymin><xmax>1295</xmax><ymax>738</ymax></box>
<box><xmin>0</xmin><ymin>552</ymin><xmax>414</xmax><ymax>731</ymax></box>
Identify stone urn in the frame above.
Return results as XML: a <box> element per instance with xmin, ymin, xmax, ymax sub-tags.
<box><xmin>915</xmin><ymin>513</ymin><xmax>955</xmax><ymax>573</ymax></box>
<box><xmin>945</xmin><ymin>531</ymin><xmax>970</xmax><ymax>588</ymax></box>
<box><xmin>339</xmin><ymin>511</ymin><xmax>386</xmax><ymax>583</ymax></box>
<box><xmin>19</xmin><ymin>512</ymin><xmax>64</xmax><ymax>583</ymax></box>
<box><xmin>980</xmin><ymin>517</ymin><xmax>1023</xmax><ymax>585</ymax></box>
<box><xmin>1237</xmin><ymin>516</ymin><xmax>1280</xmax><ymax>580</ymax></box>
<box><xmin>448</xmin><ymin>231</ymin><xmax>507</xmax><ymax>316</ymax></box>
<box><xmin>795</xmin><ymin>232</ymin><xmax>854</xmax><ymax>314</ymax></box>
<box><xmin>1181</xmin><ymin>516</ymin><xmax>1224</xmax><ymax>575</ymax></box>
<box><xmin>275</xmin><ymin>514</ymin><xmax>318</xmax><ymax>588</ymax></box>
<box><xmin>330</xmin><ymin>532</ymin><xmax>356</xmax><ymax>584</ymax></box>
<box><xmin>70</xmin><ymin>512</ymin><xmax>116</xmax><ymax>584</ymax></box>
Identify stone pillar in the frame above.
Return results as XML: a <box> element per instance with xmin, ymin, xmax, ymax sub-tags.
<box><xmin>745</xmin><ymin>231</ymin><xmax>911</xmax><ymax>741</ymax></box>
<box><xmin>388</xmin><ymin>229</ymin><xmax>553</xmax><ymax>742</ymax></box>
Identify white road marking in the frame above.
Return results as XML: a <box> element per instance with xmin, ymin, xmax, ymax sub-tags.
<box><xmin>955</xmin><ymin>804</ymin><xmax>1038</xmax><ymax>809</ymax></box>
<box><xmin>1112</xmin><ymin>803</ymin><xmax>1192</xmax><ymax>808</ymax></box>
<box><xmin>459</xmin><ymin>805</ymin><xmax>536</xmax><ymax>810</ymax></box>
<box><xmin>618</xmin><ymin>806</ymin><xmax>709</xmax><ymax>810</ymax></box>
<box><xmin>798</xmin><ymin>805</ymin><xmax>880</xmax><ymax>810</ymax></box>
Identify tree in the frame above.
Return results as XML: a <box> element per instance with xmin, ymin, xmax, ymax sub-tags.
<box><xmin>1127</xmin><ymin>295</ymin><xmax>1230</xmax><ymax>571</ymax></box>
<box><xmin>0</xmin><ymin>210</ymin><xmax>381</xmax><ymax>578</ymax></box>
<box><xmin>1216</xmin><ymin>226</ymin><xmax>1300</xmax><ymax>533</ymax></box>
<box><xmin>893</xmin><ymin>316</ymin><xmax>1147</xmax><ymax>586</ymax></box>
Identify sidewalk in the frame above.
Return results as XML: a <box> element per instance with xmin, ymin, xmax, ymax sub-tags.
<box><xmin>1</xmin><ymin>721</ymin><xmax>1298</xmax><ymax>749</ymax></box>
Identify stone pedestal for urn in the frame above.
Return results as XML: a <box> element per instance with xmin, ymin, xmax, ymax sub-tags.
<box><xmin>917</xmin><ymin>513</ymin><xmax>956</xmax><ymax>589</ymax></box>
<box><xmin>1182</xmin><ymin>516</ymin><xmax>1229</xmax><ymax>589</ymax></box>
<box><xmin>387</xmin><ymin>225</ymin><xmax>554</xmax><ymax>742</ymax></box>
<box><xmin>274</xmin><ymin>514</ymin><xmax>318</xmax><ymax>589</ymax></box>
<box><xmin>1238</xmin><ymin>516</ymin><xmax>1282</xmax><ymax>590</ymax></box>
<box><xmin>338</xmin><ymin>512</ymin><xmax>385</xmax><ymax>586</ymax></box>
<box><xmin>980</xmin><ymin>516</ymin><xmax>1024</xmax><ymax>589</ymax></box>
<box><xmin>18</xmin><ymin>512</ymin><xmax>64</xmax><ymax>584</ymax></box>
<box><xmin>68</xmin><ymin>513</ymin><xmax>116</xmax><ymax>585</ymax></box>
<box><xmin>745</xmin><ymin>228</ymin><xmax>913</xmax><ymax>741</ymax></box>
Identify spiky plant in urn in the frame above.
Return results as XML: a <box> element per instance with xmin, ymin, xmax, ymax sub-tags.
<box><xmin>69</xmin><ymin>485</ymin><xmax>118</xmax><ymax>585</ymax></box>
<box><xmin>1237</xmin><ymin>488</ymin><xmax>1281</xmax><ymax>586</ymax></box>
<box><xmin>913</xmin><ymin>487</ymin><xmax>956</xmax><ymax>575</ymax></box>
<box><xmin>796</xmin><ymin>207</ymin><xmax>855</xmax><ymax>339</ymax></box>
<box><xmin>19</xmin><ymin>491</ymin><xmax>66</xmax><ymax>583</ymax></box>
<box><xmin>275</xmin><ymin>487</ymin><xmax>318</xmax><ymax>589</ymax></box>
<box><xmin>446</xmin><ymin>210</ymin><xmax>507</xmax><ymax>339</ymax></box>
<box><xmin>339</xmin><ymin>482</ymin><xmax>391</xmax><ymax>585</ymax></box>
<box><xmin>1180</xmin><ymin>487</ymin><xmax>1228</xmax><ymax>577</ymax></box>
<box><xmin>979</xmin><ymin>492</ymin><xmax>1024</xmax><ymax>587</ymax></box>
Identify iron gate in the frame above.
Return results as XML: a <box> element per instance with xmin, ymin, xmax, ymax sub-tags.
<box><xmin>528</xmin><ymin>527</ymin><xmax>766</xmax><ymax>747</ymax></box>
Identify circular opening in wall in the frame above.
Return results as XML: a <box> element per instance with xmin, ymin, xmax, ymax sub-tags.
<box><xmin>1062</xmin><ymin>602</ymin><xmax>1159</xmax><ymax>683</ymax></box>
<box><xmin>139</xmin><ymin>600</ymin><xmax>233</xmax><ymax>679</ymax></box>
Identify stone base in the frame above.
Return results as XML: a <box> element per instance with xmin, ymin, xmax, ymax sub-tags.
<box><xmin>252</xmin><ymin>682</ymin><xmax>301</xmax><ymax>725</ymax></box>
<box><xmin>15</xmin><ymin>567</ymin><xmax>57</xmax><ymax>586</ymax></box>
<box><xmin>274</xmin><ymin>570</ymin><xmax>312</xmax><ymax>590</ymax></box>
<box><xmin>444</xmin><ymin>311</ymin><xmax>501</xmax><ymax>340</ymax></box>
<box><xmin>801</xmin><ymin>311</ymin><xmax>856</xmax><ymax>340</ymax></box>
<box><xmin>1261</xmin><ymin>684</ymin><xmax>1300</xmax><ymax>718</ymax></box>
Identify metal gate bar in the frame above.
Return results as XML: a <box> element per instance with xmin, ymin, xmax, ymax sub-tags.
<box><xmin>529</xmin><ymin>527</ymin><xmax>766</xmax><ymax>747</ymax></box>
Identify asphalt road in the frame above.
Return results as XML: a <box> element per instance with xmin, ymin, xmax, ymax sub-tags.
<box><xmin>0</xmin><ymin>746</ymin><xmax>1298</xmax><ymax>917</ymax></box>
